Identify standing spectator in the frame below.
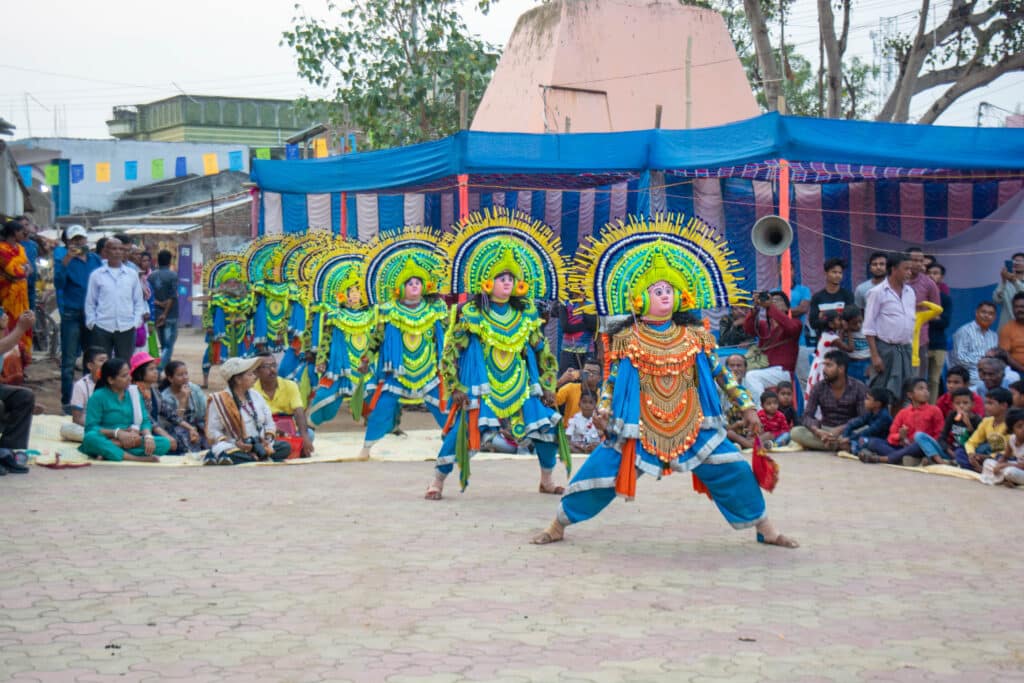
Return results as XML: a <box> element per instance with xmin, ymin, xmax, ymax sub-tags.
<box><xmin>906</xmin><ymin>247</ymin><xmax>941</xmax><ymax>378</ymax></box>
<box><xmin>148</xmin><ymin>250</ymin><xmax>179</xmax><ymax>370</ymax></box>
<box><xmin>0</xmin><ymin>310</ymin><xmax>36</xmax><ymax>475</ymax></box>
<box><xmin>0</xmin><ymin>220</ymin><xmax>32</xmax><ymax>366</ymax></box>
<box><xmin>13</xmin><ymin>216</ymin><xmax>38</xmax><ymax>314</ymax></box>
<box><xmin>54</xmin><ymin>225</ymin><xmax>102</xmax><ymax>412</ymax></box>
<box><xmin>789</xmin><ymin>280</ymin><xmax>813</xmax><ymax>386</ymax></box>
<box><xmin>993</xmin><ymin>252</ymin><xmax>1024</xmax><ymax>325</ymax></box>
<box><xmin>804</xmin><ymin>310</ymin><xmax>853</xmax><ymax>400</ymax></box>
<box><xmin>854</xmin><ymin>252</ymin><xmax>888</xmax><ymax>311</ymax></box>
<box><xmin>843</xmin><ymin>306</ymin><xmax>870</xmax><ymax>382</ymax></box>
<box><xmin>84</xmin><ymin>238</ymin><xmax>147</xmax><ymax>361</ymax></box>
<box><xmin>926</xmin><ymin>262</ymin><xmax>953</xmax><ymax>403</ymax></box>
<box><xmin>791</xmin><ymin>350</ymin><xmax>868</xmax><ymax>451</ymax></box>
<box><xmin>863</xmin><ymin>252</ymin><xmax>916</xmax><ymax>412</ymax></box>
<box><xmin>807</xmin><ymin>258</ymin><xmax>854</xmax><ymax>350</ymax></box>
<box><xmin>741</xmin><ymin>290</ymin><xmax>802</xmax><ymax>406</ymax></box>
<box><xmin>558</xmin><ymin>302</ymin><xmax>597</xmax><ymax>373</ymax></box>
<box><xmin>998</xmin><ymin>292</ymin><xmax>1024</xmax><ymax>376</ymax></box>
<box><xmin>950</xmin><ymin>302</ymin><xmax>999</xmax><ymax>386</ymax></box>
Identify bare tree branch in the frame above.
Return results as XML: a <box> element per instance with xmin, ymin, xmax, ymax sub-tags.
<box><xmin>917</xmin><ymin>51</ymin><xmax>1024</xmax><ymax>123</ymax></box>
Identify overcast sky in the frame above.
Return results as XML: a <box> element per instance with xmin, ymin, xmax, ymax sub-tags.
<box><xmin>2</xmin><ymin>0</ymin><xmax>1020</xmax><ymax>140</ymax></box>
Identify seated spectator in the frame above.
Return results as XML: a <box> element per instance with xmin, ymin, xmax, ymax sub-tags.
<box><xmin>981</xmin><ymin>408</ymin><xmax>1024</xmax><ymax>486</ymax></box>
<box><xmin>0</xmin><ymin>310</ymin><xmax>36</xmax><ymax>475</ymax></box>
<box><xmin>999</xmin><ymin>290</ymin><xmax>1024</xmax><ymax>374</ymax></box>
<box><xmin>985</xmin><ymin>348</ymin><xmax>1022</xmax><ymax>385</ymax></box>
<box><xmin>953</xmin><ymin>387</ymin><xmax>1012</xmax><ymax>472</ymax></box>
<box><xmin>950</xmin><ymin>301</ymin><xmax>999</xmax><ymax>387</ymax></box>
<box><xmin>791</xmin><ymin>351</ymin><xmax>868</xmax><ymax>451</ymax></box>
<box><xmin>976</xmin><ymin>357</ymin><xmax>1012</xmax><ymax>398</ymax></box>
<box><xmin>556</xmin><ymin>358</ymin><xmax>602</xmax><ymax>421</ymax></box>
<box><xmin>1010</xmin><ymin>380</ymin><xmax>1024</xmax><ymax>409</ymax></box>
<box><xmin>858</xmin><ymin>378</ymin><xmax>944</xmax><ymax>466</ymax></box>
<box><xmin>79</xmin><ymin>358</ymin><xmax>171</xmax><ymax>463</ymax></box>
<box><xmin>253</xmin><ymin>352</ymin><xmax>313</xmax><ymax>457</ymax></box>
<box><xmin>916</xmin><ymin>387</ymin><xmax>984</xmax><ymax>466</ymax></box>
<box><xmin>993</xmin><ymin>252</ymin><xmax>1024</xmax><ymax>326</ymax></box>
<box><xmin>130</xmin><ymin>352</ymin><xmax>178</xmax><ymax>454</ymax></box>
<box><xmin>757</xmin><ymin>390</ymin><xmax>791</xmax><ymax>448</ymax></box>
<box><xmin>158</xmin><ymin>361</ymin><xmax>208</xmax><ymax>454</ymax></box>
<box><xmin>206</xmin><ymin>357</ymin><xmax>291</xmax><ymax>465</ymax></box>
<box><xmin>805</xmin><ymin>310</ymin><xmax>853</xmax><ymax>401</ymax></box>
<box><xmin>843</xmin><ymin>306</ymin><xmax>870</xmax><ymax>382</ymax></box>
<box><xmin>838</xmin><ymin>387</ymin><xmax>892</xmax><ymax>455</ymax></box>
<box><xmin>565</xmin><ymin>391</ymin><xmax>602</xmax><ymax>454</ymax></box>
<box><xmin>935</xmin><ymin>366</ymin><xmax>985</xmax><ymax>419</ymax></box>
<box><xmin>480</xmin><ymin>426</ymin><xmax>520</xmax><ymax>454</ymax></box>
<box><xmin>60</xmin><ymin>347</ymin><xmax>107</xmax><ymax>443</ymax></box>
<box><xmin>775</xmin><ymin>381</ymin><xmax>797</xmax><ymax>426</ymax></box>
<box><xmin>718</xmin><ymin>306</ymin><xmax>756</xmax><ymax>347</ymax></box>
<box><xmin>742</xmin><ymin>290</ymin><xmax>803</xmax><ymax>406</ymax></box>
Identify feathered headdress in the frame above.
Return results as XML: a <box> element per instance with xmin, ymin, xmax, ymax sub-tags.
<box><xmin>444</xmin><ymin>207</ymin><xmax>567</xmax><ymax>301</ymax></box>
<box><xmin>570</xmin><ymin>213</ymin><xmax>748</xmax><ymax>322</ymax></box>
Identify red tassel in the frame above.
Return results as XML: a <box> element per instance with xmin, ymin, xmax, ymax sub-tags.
<box><xmin>751</xmin><ymin>436</ymin><xmax>780</xmax><ymax>492</ymax></box>
<box><xmin>692</xmin><ymin>473</ymin><xmax>712</xmax><ymax>499</ymax></box>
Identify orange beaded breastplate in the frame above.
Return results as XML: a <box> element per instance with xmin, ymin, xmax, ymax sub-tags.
<box><xmin>609</xmin><ymin>323</ymin><xmax>707</xmax><ymax>465</ymax></box>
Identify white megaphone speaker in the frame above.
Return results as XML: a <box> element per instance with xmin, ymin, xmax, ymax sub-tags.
<box><xmin>750</xmin><ymin>215</ymin><xmax>793</xmax><ymax>256</ymax></box>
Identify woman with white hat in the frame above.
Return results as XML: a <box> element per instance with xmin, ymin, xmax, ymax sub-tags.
<box><xmin>206</xmin><ymin>356</ymin><xmax>290</xmax><ymax>465</ymax></box>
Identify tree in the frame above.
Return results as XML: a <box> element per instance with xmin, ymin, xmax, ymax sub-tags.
<box><xmin>283</xmin><ymin>1</ymin><xmax>500</xmax><ymax>150</ymax></box>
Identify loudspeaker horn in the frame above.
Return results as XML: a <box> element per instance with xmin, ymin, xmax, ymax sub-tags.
<box><xmin>750</xmin><ymin>215</ymin><xmax>793</xmax><ymax>256</ymax></box>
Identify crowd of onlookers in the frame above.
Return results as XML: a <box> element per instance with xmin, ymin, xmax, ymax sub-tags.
<box><xmin>716</xmin><ymin>249</ymin><xmax>1024</xmax><ymax>487</ymax></box>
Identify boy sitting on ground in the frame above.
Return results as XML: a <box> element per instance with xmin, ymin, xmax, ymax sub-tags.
<box><xmin>954</xmin><ymin>387</ymin><xmax>1012</xmax><ymax>472</ymax></box>
<box><xmin>757</xmin><ymin>390</ymin><xmax>791</xmax><ymax>448</ymax></box>
<box><xmin>565</xmin><ymin>391</ymin><xmax>602</xmax><ymax>454</ymax></box>
<box><xmin>859</xmin><ymin>378</ymin><xmax>944</xmax><ymax>466</ymax></box>
<box><xmin>936</xmin><ymin>366</ymin><xmax>985</xmax><ymax>419</ymax></box>
<box><xmin>838</xmin><ymin>387</ymin><xmax>892</xmax><ymax>455</ymax></box>
<box><xmin>929</xmin><ymin>388</ymin><xmax>984</xmax><ymax>465</ymax></box>
<box><xmin>60</xmin><ymin>347</ymin><xmax>108</xmax><ymax>443</ymax></box>
<box><xmin>775</xmin><ymin>381</ymin><xmax>798</xmax><ymax>427</ymax></box>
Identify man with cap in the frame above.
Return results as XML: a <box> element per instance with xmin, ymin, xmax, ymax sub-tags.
<box><xmin>54</xmin><ymin>225</ymin><xmax>102</xmax><ymax>412</ymax></box>
<box><xmin>205</xmin><ymin>356</ymin><xmax>291</xmax><ymax>465</ymax></box>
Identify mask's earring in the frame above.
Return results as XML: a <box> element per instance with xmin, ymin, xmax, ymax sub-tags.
<box><xmin>631</xmin><ymin>292</ymin><xmax>648</xmax><ymax>315</ymax></box>
<box><xmin>482</xmin><ymin>279</ymin><xmax>494</xmax><ymax>295</ymax></box>
<box><xmin>514</xmin><ymin>280</ymin><xmax>529</xmax><ymax>297</ymax></box>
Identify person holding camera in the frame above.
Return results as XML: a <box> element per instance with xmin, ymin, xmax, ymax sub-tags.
<box><xmin>54</xmin><ymin>225</ymin><xmax>102</xmax><ymax>412</ymax></box>
<box><xmin>206</xmin><ymin>356</ymin><xmax>290</xmax><ymax>465</ymax></box>
<box><xmin>741</xmin><ymin>289</ymin><xmax>803</xmax><ymax>407</ymax></box>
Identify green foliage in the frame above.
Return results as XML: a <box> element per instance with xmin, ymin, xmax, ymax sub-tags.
<box><xmin>283</xmin><ymin>1</ymin><xmax>499</xmax><ymax>150</ymax></box>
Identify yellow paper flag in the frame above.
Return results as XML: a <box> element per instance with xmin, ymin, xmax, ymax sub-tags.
<box><xmin>202</xmin><ymin>153</ymin><xmax>219</xmax><ymax>175</ymax></box>
<box><xmin>96</xmin><ymin>162</ymin><xmax>111</xmax><ymax>183</ymax></box>
<box><xmin>314</xmin><ymin>138</ymin><xmax>328</xmax><ymax>158</ymax></box>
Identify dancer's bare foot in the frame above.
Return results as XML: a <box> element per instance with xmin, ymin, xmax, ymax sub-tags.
<box><xmin>356</xmin><ymin>447</ymin><xmax>371</xmax><ymax>461</ymax></box>
<box><xmin>755</xmin><ymin>520</ymin><xmax>799</xmax><ymax>548</ymax></box>
<box><xmin>531</xmin><ymin>519</ymin><xmax>564</xmax><ymax>544</ymax></box>
<box><xmin>424</xmin><ymin>477</ymin><xmax>444</xmax><ymax>500</ymax></box>
<box><xmin>538</xmin><ymin>470</ymin><xmax>564</xmax><ymax>495</ymax></box>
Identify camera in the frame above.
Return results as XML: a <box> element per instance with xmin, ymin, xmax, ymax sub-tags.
<box><xmin>757</xmin><ymin>291</ymin><xmax>771</xmax><ymax>303</ymax></box>
<box><xmin>244</xmin><ymin>436</ymin><xmax>268</xmax><ymax>459</ymax></box>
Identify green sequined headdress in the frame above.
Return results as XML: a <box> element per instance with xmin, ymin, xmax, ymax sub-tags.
<box><xmin>570</xmin><ymin>213</ymin><xmax>748</xmax><ymax>320</ymax></box>
<box><xmin>203</xmin><ymin>253</ymin><xmax>244</xmax><ymax>291</ymax></box>
<box><xmin>310</xmin><ymin>239</ymin><xmax>367</xmax><ymax>305</ymax></box>
<box><xmin>280</xmin><ymin>231</ymin><xmax>334</xmax><ymax>287</ymax></box>
<box><xmin>243</xmin><ymin>234</ymin><xmax>286</xmax><ymax>283</ymax></box>
<box><xmin>363</xmin><ymin>226</ymin><xmax>447</xmax><ymax>305</ymax></box>
<box><xmin>443</xmin><ymin>207</ymin><xmax>567</xmax><ymax>301</ymax></box>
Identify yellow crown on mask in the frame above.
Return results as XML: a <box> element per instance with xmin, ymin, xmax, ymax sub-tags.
<box><xmin>392</xmin><ymin>256</ymin><xmax>435</xmax><ymax>298</ymax></box>
<box><xmin>631</xmin><ymin>243</ymin><xmax>690</xmax><ymax>301</ymax></box>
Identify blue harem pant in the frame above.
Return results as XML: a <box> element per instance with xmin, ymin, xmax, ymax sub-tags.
<box><xmin>363</xmin><ymin>389</ymin><xmax>445</xmax><ymax>447</ymax></box>
<box><xmin>432</xmin><ymin>411</ymin><xmax>558</xmax><ymax>478</ymax></box>
<box><xmin>556</xmin><ymin>440</ymin><xmax>766</xmax><ymax>530</ymax></box>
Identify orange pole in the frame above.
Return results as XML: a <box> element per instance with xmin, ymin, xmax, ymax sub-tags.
<box><xmin>457</xmin><ymin>173</ymin><xmax>469</xmax><ymax>223</ymax></box>
<box><xmin>778</xmin><ymin>158</ymin><xmax>792</xmax><ymax>296</ymax></box>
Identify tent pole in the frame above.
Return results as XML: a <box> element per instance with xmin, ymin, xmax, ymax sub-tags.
<box><xmin>778</xmin><ymin>158</ymin><xmax>792</xmax><ymax>295</ymax></box>
<box><xmin>458</xmin><ymin>173</ymin><xmax>469</xmax><ymax>223</ymax></box>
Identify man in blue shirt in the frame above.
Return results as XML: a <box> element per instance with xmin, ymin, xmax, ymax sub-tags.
<box><xmin>84</xmin><ymin>237</ymin><xmax>146</xmax><ymax>365</ymax></box>
<box><xmin>148</xmin><ymin>250</ymin><xmax>179</xmax><ymax>370</ymax></box>
<box><xmin>54</xmin><ymin>225</ymin><xmax>101</xmax><ymax>412</ymax></box>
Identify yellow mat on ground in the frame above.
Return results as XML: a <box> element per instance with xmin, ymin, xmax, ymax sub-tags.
<box><xmin>834</xmin><ymin>449</ymin><xmax>981</xmax><ymax>481</ymax></box>
<box><xmin>28</xmin><ymin>415</ymin><xmax>545</xmax><ymax>468</ymax></box>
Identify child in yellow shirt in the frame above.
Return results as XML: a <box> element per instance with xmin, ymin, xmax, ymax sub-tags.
<box><xmin>954</xmin><ymin>387</ymin><xmax>1011</xmax><ymax>472</ymax></box>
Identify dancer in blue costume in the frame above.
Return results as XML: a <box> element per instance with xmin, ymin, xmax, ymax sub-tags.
<box><xmin>307</xmin><ymin>242</ymin><xmax>377</xmax><ymax>425</ymax></box>
<box><xmin>532</xmin><ymin>215</ymin><xmax>798</xmax><ymax>548</ymax></box>
<box><xmin>200</xmin><ymin>255</ymin><xmax>253</xmax><ymax>388</ymax></box>
<box><xmin>425</xmin><ymin>208</ymin><xmax>572</xmax><ymax>499</ymax></box>
<box><xmin>357</xmin><ymin>228</ymin><xmax>449</xmax><ymax>460</ymax></box>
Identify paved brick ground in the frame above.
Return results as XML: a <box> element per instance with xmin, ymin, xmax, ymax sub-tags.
<box><xmin>3</xmin><ymin>453</ymin><xmax>1023</xmax><ymax>682</ymax></box>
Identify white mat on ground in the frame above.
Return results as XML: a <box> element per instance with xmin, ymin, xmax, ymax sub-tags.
<box><xmin>28</xmin><ymin>415</ymin><xmax>543</xmax><ymax>467</ymax></box>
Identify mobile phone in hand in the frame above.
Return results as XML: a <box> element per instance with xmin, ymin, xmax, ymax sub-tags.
<box><xmin>1007</xmin><ymin>260</ymin><xmax>1015</xmax><ymax>273</ymax></box>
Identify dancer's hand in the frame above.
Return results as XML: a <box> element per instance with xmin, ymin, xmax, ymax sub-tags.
<box><xmin>541</xmin><ymin>390</ymin><xmax>557</xmax><ymax>408</ymax></box>
<box><xmin>450</xmin><ymin>390</ymin><xmax>469</xmax><ymax>409</ymax></box>
<box><xmin>591</xmin><ymin>412</ymin><xmax>608</xmax><ymax>434</ymax></box>
<box><xmin>742</xmin><ymin>408</ymin><xmax>762</xmax><ymax>435</ymax></box>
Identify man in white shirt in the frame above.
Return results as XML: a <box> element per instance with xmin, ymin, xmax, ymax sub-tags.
<box><xmin>84</xmin><ymin>238</ymin><xmax>147</xmax><ymax>361</ymax></box>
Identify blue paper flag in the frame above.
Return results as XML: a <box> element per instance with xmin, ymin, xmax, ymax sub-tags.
<box><xmin>285</xmin><ymin>144</ymin><xmax>299</xmax><ymax>160</ymax></box>
<box><xmin>124</xmin><ymin>160</ymin><xmax>138</xmax><ymax>181</ymax></box>
<box><xmin>228</xmin><ymin>150</ymin><xmax>243</xmax><ymax>172</ymax></box>
<box><xmin>18</xmin><ymin>165</ymin><xmax>32</xmax><ymax>188</ymax></box>
<box><xmin>71</xmin><ymin>164</ymin><xmax>84</xmax><ymax>184</ymax></box>
<box><xmin>175</xmin><ymin>156</ymin><xmax>187</xmax><ymax>177</ymax></box>
<box><xmin>348</xmin><ymin>134</ymin><xmax>357</xmax><ymax>153</ymax></box>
